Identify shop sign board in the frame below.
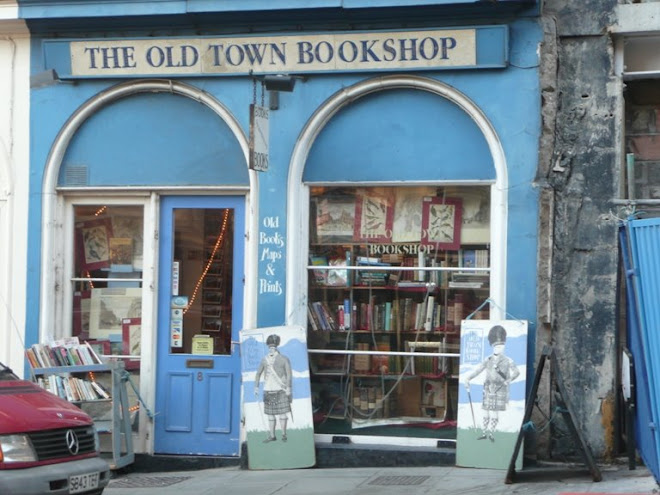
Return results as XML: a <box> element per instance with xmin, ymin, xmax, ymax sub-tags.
<box><xmin>249</xmin><ymin>104</ymin><xmax>269</xmax><ymax>172</ymax></box>
<box><xmin>43</xmin><ymin>26</ymin><xmax>508</xmax><ymax>79</ymax></box>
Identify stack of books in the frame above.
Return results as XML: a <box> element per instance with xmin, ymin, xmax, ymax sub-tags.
<box><xmin>355</xmin><ymin>256</ymin><xmax>390</xmax><ymax>286</ymax></box>
<box><xmin>448</xmin><ymin>272</ymin><xmax>489</xmax><ymax>289</ymax></box>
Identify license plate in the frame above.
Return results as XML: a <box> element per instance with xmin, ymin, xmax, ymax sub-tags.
<box><xmin>69</xmin><ymin>472</ymin><xmax>99</xmax><ymax>494</ymax></box>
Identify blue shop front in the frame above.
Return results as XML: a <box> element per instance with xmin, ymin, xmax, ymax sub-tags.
<box><xmin>22</xmin><ymin>0</ymin><xmax>541</xmax><ymax>463</ymax></box>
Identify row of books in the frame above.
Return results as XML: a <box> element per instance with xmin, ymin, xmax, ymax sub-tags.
<box><xmin>36</xmin><ymin>374</ymin><xmax>110</xmax><ymax>402</ymax></box>
<box><xmin>26</xmin><ymin>337</ymin><xmax>103</xmax><ymax>369</ymax></box>
<box><xmin>311</xmin><ymin>249</ymin><xmax>489</xmax><ymax>287</ymax></box>
<box><xmin>350</xmin><ymin>340</ymin><xmax>457</xmax><ymax>376</ymax></box>
<box><xmin>309</xmin><ymin>295</ymin><xmax>451</xmax><ymax>333</ymax></box>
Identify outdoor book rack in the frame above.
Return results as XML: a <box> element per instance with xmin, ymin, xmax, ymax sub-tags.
<box><xmin>32</xmin><ymin>360</ymin><xmax>135</xmax><ymax>470</ymax></box>
<box><xmin>505</xmin><ymin>346</ymin><xmax>602</xmax><ymax>484</ymax></box>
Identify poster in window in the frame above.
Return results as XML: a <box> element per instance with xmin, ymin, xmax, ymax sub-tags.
<box><xmin>121</xmin><ymin>317</ymin><xmax>141</xmax><ymax>370</ymax></box>
<box><xmin>443</xmin><ymin>187</ymin><xmax>491</xmax><ymax>244</ymax></box>
<box><xmin>391</xmin><ymin>187</ymin><xmax>435</xmax><ymax>243</ymax></box>
<box><xmin>312</xmin><ymin>195</ymin><xmax>355</xmax><ymax>243</ymax></box>
<box><xmin>76</xmin><ymin>218</ymin><xmax>113</xmax><ymax>271</ymax></box>
<box><xmin>109</xmin><ymin>238</ymin><xmax>133</xmax><ymax>267</ymax></box>
<box><xmin>421</xmin><ymin>197</ymin><xmax>462</xmax><ymax>250</ymax></box>
<box><xmin>353</xmin><ymin>190</ymin><xmax>394</xmax><ymax>243</ymax></box>
<box><xmin>111</xmin><ymin>215</ymin><xmax>144</xmax><ymax>269</ymax></box>
<box><xmin>89</xmin><ymin>287</ymin><xmax>142</xmax><ymax>339</ymax></box>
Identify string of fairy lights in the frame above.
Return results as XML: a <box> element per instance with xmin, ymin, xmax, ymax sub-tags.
<box><xmin>184</xmin><ymin>209</ymin><xmax>230</xmax><ymax>314</ymax></box>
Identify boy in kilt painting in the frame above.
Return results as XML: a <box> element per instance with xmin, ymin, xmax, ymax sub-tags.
<box><xmin>254</xmin><ymin>334</ymin><xmax>293</xmax><ymax>443</ymax></box>
<box><xmin>465</xmin><ymin>325</ymin><xmax>520</xmax><ymax>442</ymax></box>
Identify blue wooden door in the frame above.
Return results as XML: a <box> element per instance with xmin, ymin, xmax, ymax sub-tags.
<box><xmin>154</xmin><ymin>196</ymin><xmax>244</xmax><ymax>455</ymax></box>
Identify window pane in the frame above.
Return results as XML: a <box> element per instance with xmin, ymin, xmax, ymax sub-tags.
<box><xmin>308</xmin><ymin>186</ymin><xmax>490</xmax><ymax>438</ymax></box>
<box><xmin>171</xmin><ymin>208</ymin><xmax>234</xmax><ymax>355</ymax></box>
<box><xmin>72</xmin><ymin>205</ymin><xmax>144</xmax><ymax>364</ymax></box>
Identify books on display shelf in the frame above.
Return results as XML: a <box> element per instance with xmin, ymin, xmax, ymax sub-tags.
<box><xmin>405</xmin><ymin>341</ymin><xmax>441</xmax><ymax>376</ymax></box>
<box><xmin>309</xmin><ymin>301</ymin><xmax>340</xmax><ymax>331</ymax></box>
<box><xmin>355</xmin><ymin>256</ymin><xmax>390</xmax><ymax>286</ymax></box>
<box><xmin>460</xmin><ymin>248</ymin><xmax>489</xmax><ymax>269</ymax></box>
<box><xmin>36</xmin><ymin>374</ymin><xmax>110</xmax><ymax>402</ymax></box>
<box><xmin>448</xmin><ymin>272</ymin><xmax>489</xmax><ymax>289</ymax></box>
<box><xmin>25</xmin><ymin>337</ymin><xmax>104</xmax><ymax>369</ymax></box>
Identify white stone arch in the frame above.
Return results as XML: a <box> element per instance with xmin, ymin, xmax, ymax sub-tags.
<box><xmin>286</xmin><ymin>74</ymin><xmax>508</xmax><ymax>324</ymax></box>
<box><xmin>39</xmin><ymin>79</ymin><xmax>258</xmax><ymax>340</ymax></box>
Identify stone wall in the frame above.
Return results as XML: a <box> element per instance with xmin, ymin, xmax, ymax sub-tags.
<box><xmin>537</xmin><ymin>0</ymin><xmax>622</xmax><ymax>459</ymax></box>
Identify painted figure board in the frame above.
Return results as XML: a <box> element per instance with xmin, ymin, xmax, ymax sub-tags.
<box><xmin>241</xmin><ymin>325</ymin><xmax>316</xmax><ymax>470</ymax></box>
<box><xmin>456</xmin><ymin>319</ymin><xmax>528</xmax><ymax>469</ymax></box>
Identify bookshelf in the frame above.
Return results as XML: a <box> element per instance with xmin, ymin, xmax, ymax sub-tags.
<box><xmin>28</xmin><ymin>344</ymin><xmax>135</xmax><ymax>470</ymax></box>
<box><xmin>200</xmin><ymin>209</ymin><xmax>233</xmax><ymax>353</ymax></box>
<box><xmin>307</xmin><ymin>185</ymin><xmax>490</xmax><ymax>430</ymax></box>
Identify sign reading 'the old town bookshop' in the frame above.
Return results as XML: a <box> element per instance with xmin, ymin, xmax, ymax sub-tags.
<box><xmin>43</xmin><ymin>26</ymin><xmax>507</xmax><ymax>79</ymax></box>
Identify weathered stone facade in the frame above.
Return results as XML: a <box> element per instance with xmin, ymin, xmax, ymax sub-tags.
<box><xmin>537</xmin><ymin>0</ymin><xmax>623</xmax><ymax>460</ymax></box>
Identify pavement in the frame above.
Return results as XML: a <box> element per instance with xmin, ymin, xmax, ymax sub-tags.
<box><xmin>105</xmin><ymin>461</ymin><xmax>659</xmax><ymax>495</ymax></box>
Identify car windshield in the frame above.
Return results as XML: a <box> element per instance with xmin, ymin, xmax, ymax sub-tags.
<box><xmin>0</xmin><ymin>362</ymin><xmax>19</xmax><ymax>381</ymax></box>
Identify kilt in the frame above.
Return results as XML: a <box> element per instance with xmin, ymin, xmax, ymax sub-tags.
<box><xmin>263</xmin><ymin>390</ymin><xmax>291</xmax><ymax>415</ymax></box>
<box><xmin>481</xmin><ymin>381</ymin><xmax>509</xmax><ymax>411</ymax></box>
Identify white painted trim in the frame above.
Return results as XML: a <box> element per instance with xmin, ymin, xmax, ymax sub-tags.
<box><xmin>39</xmin><ymin>79</ymin><xmax>257</xmax><ymax>453</ymax></box>
<box><xmin>286</xmin><ymin>74</ymin><xmax>508</xmax><ymax>327</ymax></box>
<box><xmin>614</xmin><ymin>4</ymin><xmax>660</xmax><ymax>35</ymax></box>
<box><xmin>0</xmin><ymin>31</ymin><xmax>29</xmax><ymax>374</ymax></box>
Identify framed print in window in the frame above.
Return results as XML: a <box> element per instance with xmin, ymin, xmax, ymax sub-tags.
<box><xmin>353</xmin><ymin>190</ymin><xmax>394</xmax><ymax>243</ymax></box>
<box><xmin>76</xmin><ymin>217</ymin><xmax>113</xmax><ymax>271</ymax></box>
<box><xmin>421</xmin><ymin>197</ymin><xmax>462</xmax><ymax>250</ymax></box>
<box><xmin>89</xmin><ymin>287</ymin><xmax>142</xmax><ymax>339</ymax></box>
<box><xmin>312</xmin><ymin>195</ymin><xmax>356</xmax><ymax>243</ymax></box>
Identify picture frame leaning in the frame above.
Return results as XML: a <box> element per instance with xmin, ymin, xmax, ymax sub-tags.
<box><xmin>421</xmin><ymin>197</ymin><xmax>462</xmax><ymax>250</ymax></box>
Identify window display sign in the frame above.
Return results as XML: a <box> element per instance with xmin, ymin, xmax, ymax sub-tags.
<box><xmin>456</xmin><ymin>319</ymin><xmax>528</xmax><ymax>470</ymax></box>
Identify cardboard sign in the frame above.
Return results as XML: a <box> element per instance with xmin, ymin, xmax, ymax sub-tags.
<box><xmin>192</xmin><ymin>335</ymin><xmax>213</xmax><ymax>355</ymax></box>
<box><xmin>240</xmin><ymin>325</ymin><xmax>316</xmax><ymax>469</ymax></box>
<box><xmin>456</xmin><ymin>319</ymin><xmax>528</xmax><ymax>470</ymax></box>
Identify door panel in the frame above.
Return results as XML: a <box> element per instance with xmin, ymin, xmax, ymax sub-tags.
<box><xmin>155</xmin><ymin>196</ymin><xmax>244</xmax><ymax>455</ymax></box>
<box><xmin>164</xmin><ymin>372</ymin><xmax>194</xmax><ymax>432</ymax></box>
<box><xmin>205</xmin><ymin>373</ymin><xmax>232</xmax><ymax>433</ymax></box>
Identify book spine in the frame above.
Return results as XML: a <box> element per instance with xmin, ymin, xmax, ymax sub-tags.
<box><xmin>343</xmin><ymin>299</ymin><xmax>351</xmax><ymax>330</ymax></box>
<box><xmin>424</xmin><ymin>296</ymin><xmax>435</xmax><ymax>332</ymax></box>
<box><xmin>337</xmin><ymin>305</ymin><xmax>345</xmax><ymax>331</ymax></box>
<box><xmin>312</xmin><ymin>302</ymin><xmax>329</xmax><ymax>330</ymax></box>
<box><xmin>417</xmin><ymin>251</ymin><xmax>425</xmax><ymax>281</ymax></box>
<box><xmin>321</xmin><ymin>302</ymin><xmax>338</xmax><ymax>331</ymax></box>
<box><xmin>307</xmin><ymin>304</ymin><xmax>319</xmax><ymax>331</ymax></box>
<box><xmin>384</xmin><ymin>301</ymin><xmax>392</xmax><ymax>332</ymax></box>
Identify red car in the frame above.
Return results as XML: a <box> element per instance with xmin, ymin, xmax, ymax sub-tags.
<box><xmin>0</xmin><ymin>361</ymin><xmax>110</xmax><ymax>495</ymax></box>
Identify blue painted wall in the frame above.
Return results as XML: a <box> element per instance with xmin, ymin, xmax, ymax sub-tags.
<box><xmin>25</xmin><ymin>17</ymin><xmax>542</xmax><ymax>386</ymax></box>
<box><xmin>18</xmin><ymin>0</ymin><xmax>538</xmax><ymax>19</ymax></box>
